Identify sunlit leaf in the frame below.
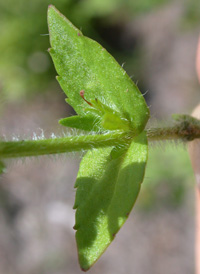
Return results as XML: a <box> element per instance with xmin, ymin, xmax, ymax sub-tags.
<box><xmin>48</xmin><ymin>6</ymin><xmax>149</xmax><ymax>271</ymax></box>
<box><xmin>48</xmin><ymin>5</ymin><xmax>149</xmax><ymax>134</ymax></box>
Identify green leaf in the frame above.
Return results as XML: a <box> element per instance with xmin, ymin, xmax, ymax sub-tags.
<box><xmin>59</xmin><ymin>115</ymin><xmax>102</xmax><ymax>132</ymax></box>
<box><xmin>48</xmin><ymin>5</ymin><xmax>149</xmax><ymax>134</ymax></box>
<box><xmin>48</xmin><ymin>6</ymin><xmax>149</xmax><ymax>271</ymax></box>
<box><xmin>74</xmin><ymin>132</ymin><xmax>148</xmax><ymax>270</ymax></box>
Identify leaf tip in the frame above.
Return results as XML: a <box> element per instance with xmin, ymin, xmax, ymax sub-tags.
<box><xmin>81</xmin><ymin>267</ymin><xmax>89</xmax><ymax>272</ymax></box>
<box><xmin>47</xmin><ymin>5</ymin><xmax>62</xmax><ymax>23</ymax></box>
<box><xmin>47</xmin><ymin>4</ymin><xmax>57</xmax><ymax>15</ymax></box>
<box><xmin>48</xmin><ymin>4</ymin><xmax>58</xmax><ymax>13</ymax></box>
<box><xmin>48</xmin><ymin>4</ymin><xmax>54</xmax><ymax>9</ymax></box>
<box><xmin>79</xmin><ymin>258</ymin><xmax>96</xmax><ymax>272</ymax></box>
<box><xmin>58</xmin><ymin>119</ymin><xmax>64</xmax><ymax>126</ymax></box>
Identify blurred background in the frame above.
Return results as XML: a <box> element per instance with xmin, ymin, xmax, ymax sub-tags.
<box><xmin>0</xmin><ymin>0</ymin><xmax>199</xmax><ymax>273</ymax></box>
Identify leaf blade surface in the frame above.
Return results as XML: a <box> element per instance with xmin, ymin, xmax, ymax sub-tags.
<box><xmin>74</xmin><ymin>132</ymin><xmax>148</xmax><ymax>270</ymax></box>
<box><xmin>48</xmin><ymin>6</ymin><xmax>149</xmax><ymax>133</ymax></box>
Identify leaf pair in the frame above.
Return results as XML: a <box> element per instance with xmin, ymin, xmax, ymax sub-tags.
<box><xmin>48</xmin><ymin>6</ymin><xmax>149</xmax><ymax>271</ymax></box>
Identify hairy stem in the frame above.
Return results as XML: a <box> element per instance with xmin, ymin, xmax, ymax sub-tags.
<box><xmin>147</xmin><ymin>114</ymin><xmax>200</xmax><ymax>141</ymax></box>
<box><xmin>1</xmin><ymin>114</ymin><xmax>200</xmax><ymax>159</ymax></box>
<box><xmin>0</xmin><ymin>131</ymin><xmax>128</xmax><ymax>158</ymax></box>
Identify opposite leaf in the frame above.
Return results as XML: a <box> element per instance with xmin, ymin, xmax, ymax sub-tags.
<box><xmin>48</xmin><ymin>6</ymin><xmax>149</xmax><ymax>134</ymax></box>
<box><xmin>74</xmin><ymin>132</ymin><xmax>148</xmax><ymax>270</ymax></box>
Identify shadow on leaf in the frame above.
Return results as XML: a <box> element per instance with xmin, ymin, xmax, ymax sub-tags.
<box><xmin>74</xmin><ymin>132</ymin><xmax>147</xmax><ymax>270</ymax></box>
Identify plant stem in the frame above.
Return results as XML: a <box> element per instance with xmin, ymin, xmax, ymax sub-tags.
<box><xmin>147</xmin><ymin>114</ymin><xmax>200</xmax><ymax>141</ymax></box>
<box><xmin>1</xmin><ymin>114</ymin><xmax>200</xmax><ymax>159</ymax></box>
<box><xmin>0</xmin><ymin>131</ymin><xmax>128</xmax><ymax>159</ymax></box>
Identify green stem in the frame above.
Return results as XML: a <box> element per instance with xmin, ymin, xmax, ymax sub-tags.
<box><xmin>1</xmin><ymin>114</ymin><xmax>200</xmax><ymax>159</ymax></box>
<box><xmin>0</xmin><ymin>131</ymin><xmax>127</xmax><ymax>159</ymax></box>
